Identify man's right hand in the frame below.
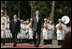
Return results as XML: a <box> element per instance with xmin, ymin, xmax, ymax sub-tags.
<box><xmin>6</xmin><ymin>28</ymin><xmax>8</xmax><ymax>30</ymax></box>
<box><xmin>1</xmin><ymin>23</ymin><xmax>5</xmax><ymax>25</ymax></box>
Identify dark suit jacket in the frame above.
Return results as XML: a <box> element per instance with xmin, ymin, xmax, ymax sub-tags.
<box><xmin>32</xmin><ymin>16</ymin><xmax>44</xmax><ymax>31</ymax></box>
<box><xmin>10</xmin><ymin>19</ymin><xmax>20</xmax><ymax>34</ymax></box>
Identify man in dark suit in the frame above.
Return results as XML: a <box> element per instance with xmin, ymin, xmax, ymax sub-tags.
<box><xmin>10</xmin><ymin>14</ymin><xmax>20</xmax><ymax>47</ymax></box>
<box><xmin>32</xmin><ymin>10</ymin><xmax>43</xmax><ymax>47</ymax></box>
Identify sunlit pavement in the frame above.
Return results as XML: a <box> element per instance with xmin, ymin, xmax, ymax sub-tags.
<box><xmin>1</xmin><ymin>40</ymin><xmax>62</xmax><ymax>48</ymax></box>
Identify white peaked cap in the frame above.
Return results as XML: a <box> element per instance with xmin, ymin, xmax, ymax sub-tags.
<box><xmin>44</xmin><ymin>18</ymin><xmax>47</xmax><ymax>20</ymax></box>
<box><xmin>26</xmin><ymin>21</ymin><xmax>29</xmax><ymax>23</ymax></box>
<box><xmin>49</xmin><ymin>21</ymin><xmax>53</xmax><ymax>23</ymax></box>
<box><xmin>58</xmin><ymin>19</ymin><xmax>62</xmax><ymax>21</ymax></box>
<box><xmin>1</xmin><ymin>10</ymin><xmax>4</xmax><ymax>13</ymax></box>
<box><xmin>30</xmin><ymin>18</ymin><xmax>32</xmax><ymax>20</ymax></box>
<box><xmin>21</xmin><ymin>20</ymin><xmax>23</xmax><ymax>22</ymax></box>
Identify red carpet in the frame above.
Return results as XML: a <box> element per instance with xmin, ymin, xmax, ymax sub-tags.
<box><xmin>1</xmin><ymin>44</ymin><xmax>49</xmax><ymax>48</ymax></box>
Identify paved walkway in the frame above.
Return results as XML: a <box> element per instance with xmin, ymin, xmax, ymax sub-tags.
<box><xmin>1</xmin><ymin>40</ymin><xmax>62</xmax><ymax>48</ymax></box>
<box><xmin>40</xmin><ymin>40</ymin><xmax>62</xmax><ymax>48</ymax></box>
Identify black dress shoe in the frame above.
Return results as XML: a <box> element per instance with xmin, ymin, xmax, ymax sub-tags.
<box><xmin>3</xmin><ymin>43</ymin><xmax>5</xmax><ymax>46</ymax></box>
<box><xmin>13</xmin><ymin>44</ymin><xmax>16</xmax><ymax>47</ymax></box>
<box><xmin>34</xmin><ymin>44</ymin><xmax>39</xmax><ymax>47</ymax></box>
<box><xmin>34</xmin><ymin>42</ymin><xmax>36</xmax><ymax>44</ymax></box>
<box><xmin>35</xmin><ymin>45</ymin><xmax>39</xmax><ymax>47</ymax></box>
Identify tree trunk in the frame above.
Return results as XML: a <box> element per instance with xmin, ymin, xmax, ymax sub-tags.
<box><xmin>31</xmin><ymin>1</ymin><xmax>33</xmax><ymax>18</ymax></box>
<box><xmin>49</xmin><ymin>1</ymin><xmax>55</xmax><ymax>21</ymax></box>
<box><xmin>18</xmin><ymin>1</ymin><xmax>20</xmax><ymax>18</ymax></box>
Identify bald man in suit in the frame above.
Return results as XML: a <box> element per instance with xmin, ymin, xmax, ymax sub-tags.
<box><xmin>10</xmin><ymin>14</ymin><xmax>20</xmax><ymax>47</ymax></box>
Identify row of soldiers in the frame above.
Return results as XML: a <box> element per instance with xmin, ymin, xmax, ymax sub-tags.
<box><xmin>1</xmin><ymin>10</ymin><xmax>70</xmax><ymax>45</ymax></box>
<box><xmin>1</xmin><ymin>10</ymin><xmax>33</xmax><ymax>43</ymax></box>
<box><xmin>42</xmin><ymin>18</ymin><xmax>54</xmax><ymax>45</ymax></box>
<box><xmin>42</xmin><ymin>18</ymin><xmax>69</xmax><ymax>45</ymax></box>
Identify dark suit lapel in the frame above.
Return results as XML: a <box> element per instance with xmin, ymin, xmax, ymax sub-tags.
<box><xmin>13</xmin><ymin>19</ymin><xmax>15</xmax><ymax>24</ymax></box>
<box><xmin>13</xmin><ymin>19</ymin><xmax>17</xmax><ymax>25</ymax></box>
<box><xmin>35</xmin><ymin>16</ymin><xmax>37</xmax><ymax>23</ymax></box>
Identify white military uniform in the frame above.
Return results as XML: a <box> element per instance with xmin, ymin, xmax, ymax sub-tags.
<box><xmin>29</xmin><ymin>27</ymin><xmax>33</xmax><ymax>39</ymax></box>
<box><xmin>56</xmin><ymin>23</ymin><xmax>63</xmax><ymax>40</ymax></box>
<box><xmin>5</xmin><ymin>22</ymin><xmax>12</xmax><ymax>38</ymax></box>
<box><xmin>47</xmin><ymin>23</ymin><xmax>50</xmax><ymax>39</ymax></box>
<box><xmin>21</xmin><ymin>23</ymin><xmax>26</xmax><ymax>39</ymax></box>
<box><xmin>17</xmin><ymin>32</ymin><xmax>21</xmax><ymax>39</ymax></box>
<box><xmin>28</xmin><ymin>22</ymin><xmax>33</xmax><ymax>39</ymax></box>
<box><xmin>22</xmin><ymin>23</ymin><xmax>27</xmax><ymax>39</ymax></box>
<box><xmin>25</xmin><ymin>24</ymin><xmax>29</xmax><ymax>39</ymax></box>
<box><xmin>1</xmin><ymin>16</ymin><xmax>7</xmax><ymax>38</ymax></box>
<box><xmin>42</xmin><ymin>23</ymin><xmax>48</xmax><ymax>40</ymax></box>
<box><xmin>48</xmin><ymin>24</ymin><xmax>54</xmax><ymax>39</ymax></box>
<box><xmin>17</xmin><ymin>23</ymin><xmax>25</xmax><ymax>39</ymax></box>
<box><xmin>61</xmin><ymin>23</ymin><xmax>68</xmax><ymax>40</ymax></box>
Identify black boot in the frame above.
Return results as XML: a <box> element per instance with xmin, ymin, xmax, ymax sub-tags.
<box><xmin>29</xmin><ymin>39</ymin><xmax>30</xmax><ymax>44</ymax></box>
<box><xmin>27</xmin><ymin>39</ymin><xmax>29</xmax><ymax>43</ymax></box>
<box><xmin>44</xmin><ymin>40</ymin><xmax>47</xmax><ymax>45</ymax></box>
<box><xmin>3</xmin><ymin>39</ymin><xmax>5</xmax><ymax>46</ymax></box>
<box><xmin>7</xmin><ymin>38</ymin><xmax>9</xmax><ymax>43</ymax></box>
<box><xmin>60</xmin><ymin>40</ymin><xmax>62</xmax><ymax>45</ymax></box>
<box><xmin>10</xmin><ymin>38</ymin><xmax>12</xmax><ymax>43</ymax></box>
<box><xmin>50</xmin><ymin>39</ymin><xmax>52</xmax><ymax>44</ymax></box>
<box><xmin>47</xmin><ymin>40</ymin><xmax>50</xmax><ymax>44</ymax></box>
<box><xmin>58</xmin><ymin>40</ymin><xmax>60</xmax><ymax>45</ymax></box>
<box><xmin>13</xmin><ymin>40</ymin><xmax>17</xmax><ymax>47</ymax></box>
<box><xmin>44</xmin><ymin>40</ymin><xmax>45</xmax><ymax>45</ymax></box>
<box><xmin>29</xmin><ymin>39</ymin><xmax>31</xmax><ymax>44</ymax></box>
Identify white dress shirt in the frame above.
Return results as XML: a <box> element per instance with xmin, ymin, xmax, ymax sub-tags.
<box><xmin>36</xmin><ymin>16</ymin><xmax>39</xmax><ymax>22</ymax></box>
<box><xmin>14</xmin><ymin>19</ymin><xmax>17</xmax><ymax>23</ymax></box>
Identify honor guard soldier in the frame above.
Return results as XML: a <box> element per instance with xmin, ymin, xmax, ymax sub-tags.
<box><xmin>42</xmin><ymin>18</ymin><xmax>48</xmax><ymax>45</ymax></box>
<box><xmin>1</xmin><ymin>10</ymin><xmax>7</xmax><ymax>45</ymax></box>
<box><xmin>22</xmin><ymin>21</ymin><xmax>27</xmax><ymax>42</ymax></box>
<box><xmin>56</xmin><ymin>19</ymin><xmax>63</xmax><ymax>45</ymax></box>
<box><xmin>17</xmin><ymin>20</ymin><xmax>24</xmax><ymax>42</ymax></box>
<box><xmin>28</xmin><ymin>18</ymin><xmax>33</xmax><ymax>44</ymax></box>
<box><xmin>48</xmin><ymin>21</ymin><xmax>54</xmax><ymax>44</ymax></box>
<box><xmin>28</xmin><ymin>25</ymin><xmax>33</xmax><ymax>44</ymax></box>
<box><xmin>46</xmin><ymin>19</ymin><xmax>51</xmax><ymax>44</ymax></box>
<box><xmin>61</xmin><ymin>21</ymin><xmax>68</xmax><ymax>40</ymax></box>
<box><xmin>5</xmin><ymin>20</ymin><xmax>12</xmax><ymax>42</ymax></box>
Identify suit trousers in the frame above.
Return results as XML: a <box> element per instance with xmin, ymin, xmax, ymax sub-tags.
<box><xmin>12</xmin><ymin>33</ymin><xmax>18</xmax><ymax>45</ymax></box>
<box><xmin>33</xmin><ymin>29</ymin><xmax>41</xmax><ymax>45</ymax></box>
